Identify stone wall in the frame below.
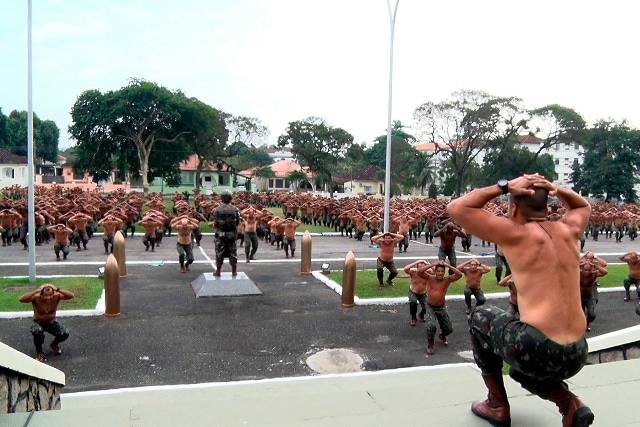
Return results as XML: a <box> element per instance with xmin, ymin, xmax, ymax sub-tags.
<box><xmin>587</xmin><ymin>342</ymin><xmax>640</xmax><ymax>365</ymax></box>
<box><xmin>0</xmin><ymin>367</ymin><xmax>61</xmax><ymax>413</ymax></box>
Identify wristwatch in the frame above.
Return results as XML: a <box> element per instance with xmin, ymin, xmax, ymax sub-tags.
<box><xmin>497</xmin><ymin>179</ymin><xmax>509</xmax><ymax>195</ymax></box>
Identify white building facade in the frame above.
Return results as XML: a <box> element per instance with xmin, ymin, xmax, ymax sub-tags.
<box><xmin>0</xmin><ymin>150</ymin><xmax>29</xmax><ymax>188</ymax></box>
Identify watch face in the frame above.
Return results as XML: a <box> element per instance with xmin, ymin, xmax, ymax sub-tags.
<box><xmin>498</xmin><ymin>179</ymin><xmax>508</xmax><ymax>187</ymax></box>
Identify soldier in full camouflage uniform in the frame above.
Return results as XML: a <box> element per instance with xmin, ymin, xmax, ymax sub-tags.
<box><xmin>213</xmin><ymin>191</ymin><xmax>240</xmax><ymax>276</ymax></box>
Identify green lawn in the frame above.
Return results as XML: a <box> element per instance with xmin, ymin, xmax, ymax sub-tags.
<box><xmin>265</xmin><ymin>207</ymin><xmax>336</xmax><ymax>233</ymax></box>
<box><xmin>0</xmin><ymin>277</ymin><xmax>104</xmax><ymax>312</ymax></box>
<box><xmin>328</xmin><ymin>265</ymin><xmax>629</xmax><ymax>299</ymax></box>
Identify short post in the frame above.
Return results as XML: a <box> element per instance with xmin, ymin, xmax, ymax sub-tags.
<box><xmin>341</xmin><ymin>251</ymin><xmax>356</xmax><ymax>308</ymax></box>
<box><xmin>104</xmin><ymin>254</ymin><xmax>120</xmax><ymax>317</ymax></box>
<box><xmin>113</xmin><ymin>230</ymin><xmax>127</xmax><ymax>277</ymax></box>
<box><xmin>301</xmin><ymin>230</ymin><xmax>312</xmax><ymax>275</ymax></box>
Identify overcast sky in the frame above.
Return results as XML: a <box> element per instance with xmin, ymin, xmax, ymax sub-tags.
<box><xmin>1</xmin><ymin>0</ymin><xmax>639</xmax><ymax>149</ymax></box>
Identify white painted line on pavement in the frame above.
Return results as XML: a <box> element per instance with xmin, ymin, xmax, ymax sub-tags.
<box><xmin>198</xmin><ymin>245</ymin><xmax>215</xmax><ymax>269</ymax></box>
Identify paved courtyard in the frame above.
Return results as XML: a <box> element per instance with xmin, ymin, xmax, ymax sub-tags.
<box><xmin>0</xmin><ymin>233</ymin><xmax>638</xmax><ymax>392</ymax></box>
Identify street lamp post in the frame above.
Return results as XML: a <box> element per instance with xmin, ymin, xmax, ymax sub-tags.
<box><xmin>383</xmin><ymin>0</ymin><xmax>399</xmax><ymax>233</ymax></box>
<box><xmin>27</xmin><ymin>0</ymin><xmax>37</xmax><ymax>283</ymax></box>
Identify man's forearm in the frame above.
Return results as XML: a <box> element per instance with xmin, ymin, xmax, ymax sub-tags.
<box><xmin>556</xmin><ymin>187</ymin><xmax>589</xmax><ymax>210</ymax></box>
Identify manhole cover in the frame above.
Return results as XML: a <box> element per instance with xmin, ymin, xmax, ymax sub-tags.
<box><xmin>306</xmin><ymin>348</ymin><xmax>364</xmax><ymax>374</ymax></box>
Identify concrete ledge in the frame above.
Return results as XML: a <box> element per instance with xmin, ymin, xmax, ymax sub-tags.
<box><xmin>588</xmin><ymin>324</ymin><xmax>640</xmax><ymax>353</ymax></box>
<box><xmin>0</xmin><ymin>342</ymin><xmax>65</xmax><ymax>386</ymax></box>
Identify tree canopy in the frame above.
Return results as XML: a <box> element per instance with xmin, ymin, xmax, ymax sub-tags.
<box><xmin>572</xmin><ymin>121</ymin><xmax>640</xmax><ymax>202</ymax></box>
<box><xmin>277</xmin><ymin>117</ymin><xmax>353</xmax><ymax>184</ymax></box>
<box><xmin>0</xmin><ymin>108</ymin><xmax>59</xmax><ymax>163</ymax></box>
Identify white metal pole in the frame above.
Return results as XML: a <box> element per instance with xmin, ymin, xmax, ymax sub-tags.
<box><xmin>27</xmin><ymin>0</ymin><xmax>37</xmax><ymax>282</ymax></box>
<box><xmin>383</xmin><ymin>0</ymin><xmax>399</xmax><ymax>233</ymax></box>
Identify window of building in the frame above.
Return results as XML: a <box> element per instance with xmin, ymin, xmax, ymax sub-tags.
<box><xmin>218</xmin><ymin>174</ymin><xmax>225</xmax><ymax>186</ymax></box>
<box><xmin>275</xmin><ymin>178</ymin><xmax>284</xmax><ymax>189</ymax></box>
<box><xmin>204</xmin><ymin>176</ymin><xmax>212</xmax><ymax>183</ymax></box>
<box><xmin>284</xmin><ymin>180</ymin><xmax>290</xmax><ymax>188</ymax></box>
<box><xmin>555</xmin><ymin>159</ymin><xmax>559</xmax><ymax>165</ymax></box>
<box><xmin>269</xmin><ymin>178</ymin><xmax>274</xmax><ymax>188</ymax></box>
<box><xmin>3</xmin><ymin>167</ymin><xmax>15</xmax><ymax>179</ymax></box>
<box><xmin>180</xmin><ymin>172</ymin><xmax>194</xmax><ymax>185</ymax></box>
<box><xmin>363</xmin><ymin>185</ymin><xmax>372</xmax><ymax>193</ymax></box>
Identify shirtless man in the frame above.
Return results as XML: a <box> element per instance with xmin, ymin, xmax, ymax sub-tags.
<box><xmin>404</xmin><ymin>260</ymin><xmax>430</xmax><ymax>326</ymax></box>
<box><xmin>371</xmin><ymin>232</ymin><xmax>405</xmax><ymax>288</ymax></box>
<box><xmin>0</xmin><ymin>209</ymin><xmax>21</xmax><ymax>246</ymax></box>
<box><xmin>68</xmin><ymin>212</ymin><xmax>92</xmax><ymax>251</ymax></box>
<box><xmin>98</xmin><ymin>215</ymin><xmax>123</xmax><ymax>254</ymax></box>
<box><xmin>171</xmin><ymin>217</ymin><xmax>198</xmax><ymax>273</ymax></box>
<box><xmin>282</xmin><ymin>217</ymin><xmax>301</xmax><ymax>258</ymax></box>
<box><xmin>397</xmin><ymin>216</ymin><xmax>412</xmax><ymax>253</ymax></box>
<box><xmin>19</xmin><ymin>284</ymin><xmax>74</xmax><ymax>362</ymax></box>
<box><xmin>47</xmin><ymin>224</ymin><xmax>73</xmax><ymax>261</ymax></box>
<box><xmin>447</xmin><ymin>174</ymin><xmax>594</xmax><ymax>427</ymax></box>
<box><xmin>242</xmin><ymin>207</ymin><xmax>260</xmax><ymax>262</ymax></box>
<box><xmin>619</xmin><ymin>251</ymin><xmax>640</xmax><ymax>301</ymax></box>
<box><xmin>579</xmin><ymin>260</ymin><xmax>607</xmax><ymax>331</ymax></box>
<box><xmin>458</xmin><ymin>258</ymin><xmax>491</xmax><ymax>315</ymax></box>
<box><xmin>138</xmin><ymin>216</ymin><xmax>163</xmax><ymax>252</ymax></box>
<box><xmin>422</xmin><ymin>261</ymin><xmax>463</xmax><ymax>355</ymax></box>
<box><xmin>435</xmin><ymin>222</ymin><xmax>466</xmax><ymax>273</ymax></box>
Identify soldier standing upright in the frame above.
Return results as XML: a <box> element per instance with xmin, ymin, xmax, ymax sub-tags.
<box><xmin>212</xmin><ymin>191</ymin><xmax>240</xmax><ymax>276</ymax></box>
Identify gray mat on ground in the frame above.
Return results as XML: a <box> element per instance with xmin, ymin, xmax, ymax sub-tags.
<box><xmin>191</xmin><ymin>272</ymin><xmax>262</xmax><ymax>297</ymax></box>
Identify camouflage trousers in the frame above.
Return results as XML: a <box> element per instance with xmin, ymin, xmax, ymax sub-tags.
<box><xmin>425</xmin><ymin>303</ymin><xmax>453</xmax><ymax>341</ymax></box>
<box><xmin>214</xmin><ymin>235</ymin><xmax>237</xmax><ymax>264</ymax></box>
<box><xmin>581</xmin><ymin>294</ymin><xmax>597</xmax><ymax>323</ymax></box>
<box><xmin>469</xmin><ymin>305</ymin><xmax>588</xmax><ymax>398</ymax></box>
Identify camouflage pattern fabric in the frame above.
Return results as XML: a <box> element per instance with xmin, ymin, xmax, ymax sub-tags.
<box><xmin>215</xmin><ymin>234</ymin><xmax>237</xmax><ymax>264</ymax></box>
<box><xmin>470</xmin><ymin>305</ymin><xmax>588</xmax><ymax>398</ymax></box>
<box><xmin>464</xmin><ymin>287</ymin><xmax>486</xmax><ymax>309</ymax></box>
<box><xmin>425</xmin><ymin>303</ymin><xmax>453</xmax><ymax>340</ymax></box>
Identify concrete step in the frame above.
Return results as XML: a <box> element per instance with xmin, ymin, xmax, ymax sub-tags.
<box><xmin>3</xmin><ymin>360</ymin><xmax>639</xmax><ymax>426</ymax></box>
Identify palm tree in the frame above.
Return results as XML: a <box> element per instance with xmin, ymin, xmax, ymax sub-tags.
<box><xmin>253</xmin><ymin>166</ymin><xmax>275</xmax><ymax>191</ymax></box>
<box><xmin>286</xmin><ymin>170</ymin><xmax>308</xmax><ymax>192</ymax></box>
<box><xmin>411</xmin><ymin>152</ymin><xmax>435</xmax><ymax>195</ymax></box>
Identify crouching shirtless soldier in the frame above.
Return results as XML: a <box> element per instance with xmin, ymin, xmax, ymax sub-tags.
<box><xmin>579</xmin><ymin>259</ymin><xmax>607</xmax><ymax>331</ymax></box>
<box><xmin>423</xmin><ymin>260</ymin><xmax>463</xmax><ymax>355</ymax></box>
<box><xmin>448</xmin><ymin>174</ymin><xmax>594</xmax><ymax>427</ymax></box>
<box><xmin>371</xmin><ymin>232</ymin><xmax>405</xmax><ymax>288</ymax></box>
<box><xmin>19</xmin><ymin>284</ymin><xmax>74</xmax><ymax>362</ymax></box>
<box><xmin>619</xmin><ymin>251</ymin><xmax>640</xmax><ymax>301</ymax></box>
<box><xmin>171</xmin><ymin>217</ymin><xmax>198</xmax><ymax>273</ymax></box>
<box><xmin>241</xmin><ymin>206</ymin><xmax>260</xmax><ymax>262</ymax></box>
<box><xmin>459</xmin><ymin>258</ymin><xmax>491</xmax><ymax>315</ymax></box>
<box><xmin>47</xmin><ymin>224</ymin><xmax>73</xmax><ymax>261</ymax></box>
<box><xmin>138</xmin><ymin>215</ymin><xmax>163</xmax><ymax>252</ymax></box>
<box><xmin>98</xmin><ymin>215</ymin><xmax>123</xmax><ymax>254</ymax></box>
<box><xmin>404</xmin><ymin>260</ymin><xmax>430</xmax><ymax>326</ymax></box>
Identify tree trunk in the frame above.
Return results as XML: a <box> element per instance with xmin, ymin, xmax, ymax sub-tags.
<box><xmin>141</xmin><ymin>156</ymin><xmax>149</xmax><ymax>195</ymax></box>
<box><xmin>195</xmin><ymin>156</ymin><xmax>204</xmax><ymax>191</ymax></box>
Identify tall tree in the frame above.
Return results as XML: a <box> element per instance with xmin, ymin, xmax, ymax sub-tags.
<box><xmin>0</xmin><ymin>108</ymin><xmax>8</xmax><ymax>148</ymax></box>
<box><xmin>367</xmin><ymin>121</ymin><xmax>419</xmax><ymax>194</ymax></box>
<box><xmin>412</xmin><ymin>151</ymin><xmax>435</xmax><ymax>195</ymax></box>
<box><xmin>573</xmin><ymin>121</ymin><xmax>640</xmax><ymax>202</ymax></box>
<box><xmin>414</xmin><ymin>90</ymin><xmax>526</xmax><ymax>196</ymax></box>
<box><xmin>227</xmin><ymin>116</ymin><xmax>268</xmax><ymax>146</ymax></box>
<box><xmin>3</xmin><ymin>110</ymin><xmax>60</xmax><ymax>162</ymax></box>
<box><xmin>69</xmin><ymin>80</ymin><xmax>191</xmax><ymax>194</ymax></box>
<box><xmin>179</xmin><ymin>97</ymin><xmax>229</xmax><ymax>190</ymax></box>
<box><xmin>287</xmin><ymin>170</ymin><xmax>308</xmax><ymax>192</ymax></box>
<box><xmin>478</xmin><ymin>144</ymin><xmax>557</xmax><ymax>185</ymax></box>
<box><xmin>277</xmin><ymin>117</ymin><xmax>353</xmax><ymax>185</ymax></box>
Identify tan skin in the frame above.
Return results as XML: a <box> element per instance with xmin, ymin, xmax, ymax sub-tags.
<box><xmin>283</xmin><ymin>218</ymin><xmax>301</xmax><ymax>238</ymax></box>
<box><xmin>47</xmin><ymin>225</ymin><xmax>73</xmax><ymax>245</ymax></box>
<box><xmin>98</xmin><ymin>216</ymin><xmax>123</xmax><ymax>238</ymax></box>
<box><xmin>19</xmin><ymin>284</ymin><xmax>74</xmax><ymax>324</ymax></box>
<box><xmin>579</xmin><ymin>261</ymin><xmax>607</xmax><ymax>296</ymax></box>
<box><xmin>498</xmin><ymin>274</ymin><xmax>518</xmax><ymax>306</ymax></box>
<box><xmin>404</xmin><ymin>260</ymin><xmax>431</xmax><ymax>295</ymax></box>
<box><xmin>371</xmin><ymin>232</ymin><xmax>404</xmax><ymax>262</ymax></box>
<box><xmin>172</xmin><ymin>218</ymin><xmax>198</xmax><ymax>245</ymax></box>
<box><xmin>434</xmin><ymin>223</ymin><xmax>466</xmax><ymax>251</ymax></box>
<box><xmin>423</xmin><ymin>261</ymin><xmax>463</xmax><ymax>306</ymax></box>
<box><xmin>619</xmin><ymin>252</ymin><xmax>640</xmax><ymax>279</ymax></box>
<box><xmin>447</xmin><ymin>174</ymin><xmax>591</xmax><ymax>344</ymax></box>
<box><xmin>458</xmin><ymin>258</ymin><xmax>491</xmax><ymax>289</ymax></box>
<box><xmin>138</xmin><ymin>217</ymin><xmax>162</xmax><ymax>236</ymax></box>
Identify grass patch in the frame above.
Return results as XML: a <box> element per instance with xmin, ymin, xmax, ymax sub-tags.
<box><xmin>0</xmin><ymin>277</ymin><xmax>103</xmax><ymax>312</ymax></box>
<box><xmin>265</xmin><ymin>207</ymin><xmax>336</xmax><ymax>233</ymax></box>
<box><xmin>328</xmin><ymin>265</ymin><xmax>629</xmax><ymax>299</ymax></box>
